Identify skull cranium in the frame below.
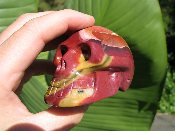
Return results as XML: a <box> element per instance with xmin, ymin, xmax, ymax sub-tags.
<box><xmin>45</xmin><ymin>26</ymin><xmax>134</xmax><ymax>107</ymax></box>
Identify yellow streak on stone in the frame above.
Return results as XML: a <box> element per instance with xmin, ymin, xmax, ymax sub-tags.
<box><xmin>59</xmin><ymin>88</ymin><xmax>94</xmax><ymax>107</ymax></box>
<box><xmin>46</xmin><ymin>54</ymin><xmax>112</xmax><ymax>97</ymax></box>
<box><xmin>76</xmin><ymin>54</ymin><xmax>111</xmax><ymax>71</ymax></box>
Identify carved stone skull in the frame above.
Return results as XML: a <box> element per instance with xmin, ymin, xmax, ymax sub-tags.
<box><xmin>45</xmin><ymin>26</ymin><xmax>134</xmax><ymax>107</ymax></box>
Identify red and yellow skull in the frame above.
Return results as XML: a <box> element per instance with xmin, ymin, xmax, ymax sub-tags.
<box><xmin>45</xmin><ymin>26</ymin><xmax>134</xmax><ymax>107</ymax></box>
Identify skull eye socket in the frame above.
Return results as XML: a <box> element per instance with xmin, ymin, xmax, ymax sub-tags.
<box><xmin>80</xmin><ymin>43</ymin><xmax>91</xmax><ymax>61</ymax></box>
<box><xmin>60</xmin><ymin>45</ymin><xmax>68</xmax><ymax>56</ymax></box>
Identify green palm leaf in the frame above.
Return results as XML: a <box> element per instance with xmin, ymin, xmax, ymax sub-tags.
<box><xmin>0</xmin><ymin>0</ymin><xmax>38</xmax><ymax>32</ymax></box>
<box><xmin>61</xmin><ymin>0</ymin><xmax>167</xmax><ymax>130</ymax></box>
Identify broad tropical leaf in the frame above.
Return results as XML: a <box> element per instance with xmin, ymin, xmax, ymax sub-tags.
<box><xmin>0</xmin><ymin>0</ymin><xmax>38</xmax><ymax>32</ymax></box>
<box><xmin>20</xmin><ymin>52</ymin><xmax>49</xmax><ymax>112</ymax></box>
<box><xmin>60</xmin><ymin>0</ymin><xmax>167</xmax><ymax>130</ymax></box>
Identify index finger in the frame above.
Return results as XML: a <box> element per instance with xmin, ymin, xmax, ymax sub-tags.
<box><xmin>0</xmin><ymin>9</ymin><xmax>94</xmax><ymax>89</ymax></box>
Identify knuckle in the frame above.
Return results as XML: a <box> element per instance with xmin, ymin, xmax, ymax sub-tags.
<box><xmin>63</xmin><ymin>9</ymin><xmax>73</xmax><ymax>12</ymax></box>
<box><xmin>18</xmin><ymin>13</ymin><xmax>32</xmax><ymax>21</ymax></box>
<box><xmin>61</xmin><ymin>9</ymin><xmax>76</xmax><ymax>14</ymax></box>
<box><xmin>23</xmin><ymin>18</ymin><xmax>39</xmax><ymax>33</ymax></box>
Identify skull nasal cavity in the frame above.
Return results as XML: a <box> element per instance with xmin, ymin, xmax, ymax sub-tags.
<box><xmin>80</xmin><ymin>43</ymin><xmax>91</xmax><ymax>61</ymax></box>
<box><xmin>60</xmin><ymin>45</ymin><xmax>68</xmax><ymax>56</ymax></box>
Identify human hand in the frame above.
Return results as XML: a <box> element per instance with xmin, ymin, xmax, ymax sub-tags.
<box><xmin>0</xmin><ymin>9</ymin><xmax>94</xmax><ymax>130</ymax></box>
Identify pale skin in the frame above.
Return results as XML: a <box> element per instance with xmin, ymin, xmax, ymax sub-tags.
<box><xmin>0</xmin><ymin>9</ymin><xmax>95</xmax><ymax>130</ymax></box>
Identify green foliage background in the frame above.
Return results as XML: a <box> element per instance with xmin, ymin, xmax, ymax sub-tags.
<box><xmin>39</xmin><ymin>0</ymin><xmax>175</xmax><ymax>113</ymax></box>
<box><xmin>39</xmin><ymin>0</ymin><xmax>175</xmax><ymax>115</ymax></box>
<box><xmin>47</xmin><ymin>0</ymin><xmax>167</xmax><ymax>130</ymax></box>
<box><xmin>158</xmin><ymin>0</ymin><xmax>175</xmax><ymax>113</ymax></box>
<box><xmin>0</xmin><ymin>0</ymin><xmax>37</xmax><ymax>32</ymax></box>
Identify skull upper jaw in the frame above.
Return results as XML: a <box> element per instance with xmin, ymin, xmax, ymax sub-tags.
<box><xmin>45</xmin><ymin>73</ymin><xmax>95</xmax><ymax>107</ymax></box>
<box><xmin>45</xmin><ymin>70</ymin><xmax>130</xmax><ymax>107</ymax></box>
<box><xmin>45</xmin><ymin>54</ymin><xmax>114</xmax><ymax>107</ymax></box>
<box><xmin>45</xmin><ymin>48</ymin><xmax>134</xmax><ymax>107</ymax></box>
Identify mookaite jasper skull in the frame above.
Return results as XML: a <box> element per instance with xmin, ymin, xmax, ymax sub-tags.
<box><xmin>45</xmin><ymin>26</ymin><xmax>134</xmax><ymax>107</ymax></box>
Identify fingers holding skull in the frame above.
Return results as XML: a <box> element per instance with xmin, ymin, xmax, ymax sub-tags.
<box><xmin>0</xmin><ymin>10</ymin><xmax>95</xmax><ymax>131</ymax></box>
